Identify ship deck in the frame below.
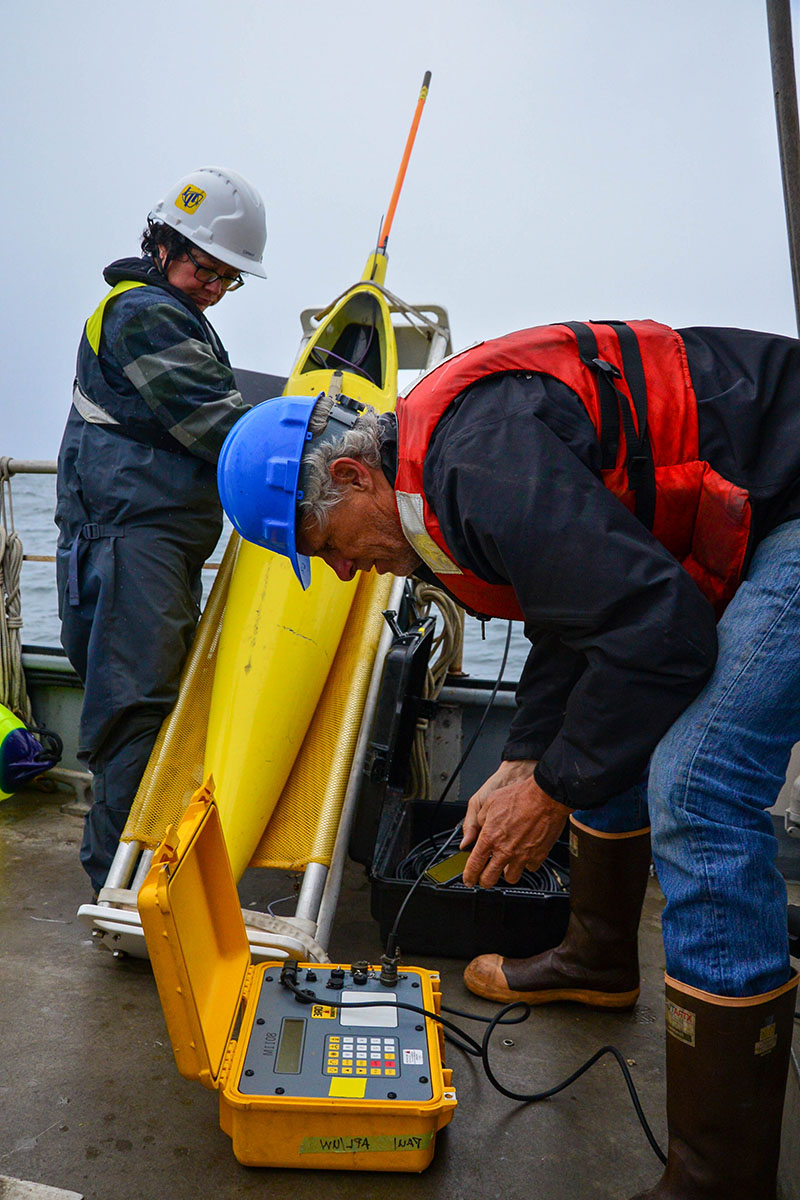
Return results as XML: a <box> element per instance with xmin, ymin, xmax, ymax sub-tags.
<box><xmin>1</xmin><ymin>782</ymin><xmax>798</xmax><ymax>1200</ymax></box>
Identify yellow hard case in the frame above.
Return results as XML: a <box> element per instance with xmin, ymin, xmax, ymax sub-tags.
<box><xmin>137</xmin><ymin>783</ymin><xmax>457</xmax><ymax>1171</ymax></box>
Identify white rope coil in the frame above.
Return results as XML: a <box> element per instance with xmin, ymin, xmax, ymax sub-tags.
<box><xmin>407</xmin><ymin>581</ymin><xmax>464</xmax><ymax>801</ymax></box>
<box><xmin>0</xmin><ymin>459</ymin><xmax>33</xmax><ymax>723</ymax></box>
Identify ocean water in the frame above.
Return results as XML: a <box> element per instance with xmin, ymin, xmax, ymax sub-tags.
<box><xmin>10</xmin><ymin>470</ymin><xmax>529</xmax><ymax>681</ymax></box>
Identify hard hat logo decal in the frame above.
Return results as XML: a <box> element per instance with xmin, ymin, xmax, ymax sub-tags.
<box><xmin>175</xmin><ymin>185</ymin><xmax>207</xmax><ymax>214</ymax></box>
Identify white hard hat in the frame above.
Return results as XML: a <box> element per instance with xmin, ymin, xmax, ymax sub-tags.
<box><xmin>150</xmin><ymin>166</ymin><xmax>267</xmax><ymax>278</ymax></box>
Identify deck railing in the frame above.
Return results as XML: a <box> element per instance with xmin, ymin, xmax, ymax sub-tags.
<box><xmin>4</xmin><ymin>458</ymin><xmax>222</xmax><ymax>571</ymax></box>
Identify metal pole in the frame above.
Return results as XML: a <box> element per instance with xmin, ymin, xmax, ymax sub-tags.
<box><xmin>130</xmin><ymin>848</ymin><xmax>154</xmax><ymax>893</ymax></box>
<box><xmin>4</xmin><ymin>459</ymin><xmax>57</xmax><ymax>475</ymax></box>
<box><xmin>294</xmin><ymin>862</ymin><xmax>330</xmax><ymax>924</ymax></box>
<box><xmin>101</xmin><ymin>839</ymin><xmax>142</xmax><ymax>894</ymax></box>
<box><xmin>767</xmin><ymin>0</ymin><xmax>800</xmax><ymax>332</ymax></box>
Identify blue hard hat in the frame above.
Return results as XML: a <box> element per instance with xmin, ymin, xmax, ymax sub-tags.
<box><xmin>218</xmin><ymin>396</ymin><xmax>317</xmax><ymax>589</ymax></box>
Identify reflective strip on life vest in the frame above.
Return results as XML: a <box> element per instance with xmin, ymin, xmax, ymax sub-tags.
<box><xmin>72</xmin><ymin>380</ymin><xmax>121</xmax><ymax>426</ymax></box>
<box><xmin>395</xmin><ymin>491</ymin><xmax>463</xmax><ymax>575</ymax></box>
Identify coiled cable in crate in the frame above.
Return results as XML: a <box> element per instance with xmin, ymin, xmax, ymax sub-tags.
<box><xmin>395</xmin><ymin>824</ymin><xmax>570</xmax><ymax>893</ymax></box>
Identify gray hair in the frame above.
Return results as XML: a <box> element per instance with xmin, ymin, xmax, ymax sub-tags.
<box><xmin>298</xmin><ymin>394</ymin><xmax>383</xmax><ymax>527</ymax></box>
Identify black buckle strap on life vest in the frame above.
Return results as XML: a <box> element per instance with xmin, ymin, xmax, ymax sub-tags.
<box><xmin>562</xmin><ymin>321</ymin><xmax>656</xmax><ymax>531</ymax></box>
<box><xmin>561</xmin><ymin>322</ymin><xmax>619</xmax><ymax>470</ymax></box>
<box><xmin>590</xmin><ymin>321</ymin><xmax>656</xmax><ymax>531</ymax></box>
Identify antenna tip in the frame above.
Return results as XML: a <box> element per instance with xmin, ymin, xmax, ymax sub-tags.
<box><xmin>422</xmin><ymin>70</ymin><xmax>432</xmax><ymax>88</ymax></box>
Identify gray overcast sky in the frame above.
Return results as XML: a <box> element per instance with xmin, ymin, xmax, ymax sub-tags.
<box><xmin>2</xmin><ymin>0</ymin><xmax>798</xmax><ymax>458</ymax></box>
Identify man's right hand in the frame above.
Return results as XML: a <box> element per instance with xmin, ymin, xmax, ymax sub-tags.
<box><xmin>460</xmin><ymin>759</ymin><xmax>539</xmax><ymax>849</ymax></box>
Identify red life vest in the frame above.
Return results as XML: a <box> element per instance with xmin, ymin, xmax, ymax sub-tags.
<box><xmin>395</xmin><ymin>320</ymin><xmax>751</xmax><ymax>620</ymax></box>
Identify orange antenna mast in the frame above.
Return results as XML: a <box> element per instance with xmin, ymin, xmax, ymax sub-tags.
<box><xmin>378</xmin><ymin>71</ymin><xmax>432</xmax><ymax>253</ymax></box>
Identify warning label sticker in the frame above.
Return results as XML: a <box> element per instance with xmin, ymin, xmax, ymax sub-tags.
<box><xmin>755</xmin><ymin>1019</ymin><xmax>777</xmax><ymax>1057</ymax></box>
<box><xmin>665</xmin><ymin>997</ymin><xmax>696</xmax><ymax>1046</ymax></box>
<box><xmin>402</xmin><ymin>1048</ymin><xmax>424</xmax><ymax>1066</ymax></box>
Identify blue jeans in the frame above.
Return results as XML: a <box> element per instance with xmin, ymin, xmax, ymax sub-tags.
<box><xmin>574</xmin><ymin>518</ymin><xmax>800</xmax><ymax>997</ymax></box>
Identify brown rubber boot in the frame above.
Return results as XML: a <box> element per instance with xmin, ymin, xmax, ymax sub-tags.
<box><xmin>629</xmin><ymin>971</ymin><xmax>798</xmax><ymax>1199</ymax></box>
<box><xmin>463</xmin><ymin>817</ymin><xmax>651</xmax><ymax>1007</ymax></box>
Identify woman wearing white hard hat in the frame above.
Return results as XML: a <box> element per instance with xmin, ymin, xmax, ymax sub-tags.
<box><xmin>55</xmin><ymin>167</ymin><xmax>268</xmax><ymax>895</ymax></box>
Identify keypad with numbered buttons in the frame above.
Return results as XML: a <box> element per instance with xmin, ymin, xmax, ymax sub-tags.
<box><xmin>324</xmin><ymin>1034</ymin><xmax>400</xmax><ymax>1077</ymax></box>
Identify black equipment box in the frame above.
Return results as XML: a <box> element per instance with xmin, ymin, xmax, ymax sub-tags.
<box><xmin>350</xmin><ymin>600</ymin><xmax>571</xmax><ymax>962</ymax></box>
<box><xmin>367</xmin><ymin>795</ymin><xmax>570</xmax><ymax>961</ymax></box>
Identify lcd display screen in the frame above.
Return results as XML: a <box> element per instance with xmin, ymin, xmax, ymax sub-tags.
<box><xmin>275</xmin><ymin>1018</ymin><xmax>306</xmax><ymax>1074</ymax></box>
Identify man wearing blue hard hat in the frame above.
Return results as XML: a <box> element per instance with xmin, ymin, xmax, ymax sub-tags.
<box><xmin>218</xmin><ymin>318</ymin><xmax>800</xmax><ymax>1200</ymax></box>
<box><xmin>56</xmin><ymin>166</ymin><xmax>268</xmax><ymax>896</ymax></box>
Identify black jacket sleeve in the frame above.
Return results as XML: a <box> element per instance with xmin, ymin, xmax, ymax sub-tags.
<box><xmin>422</xmin><ymin>372</ymin><xmax>718</xmax><ymax>810</ymax></box>
<box><xmin>505</xmin><ymin>628</ymin><xmax>587</xmax><ymax>760</ymax></box>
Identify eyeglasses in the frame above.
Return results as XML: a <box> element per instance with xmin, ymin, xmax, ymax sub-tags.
<box><xmin>185</xmin><ymin>248</ymin><xmax>245</xmax><ymax>291</ymax></box>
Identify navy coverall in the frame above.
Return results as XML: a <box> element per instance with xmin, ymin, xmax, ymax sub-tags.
<box><xmin>56</xmin><ymin>256</ymin><xmax>250</xmax><ymax>892</ymax></box>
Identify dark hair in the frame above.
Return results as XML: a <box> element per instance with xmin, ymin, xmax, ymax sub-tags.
<box><xmin>140</xmin><ymin>219</ymin><xmax>193</xmax><ymax>273</ymax></box>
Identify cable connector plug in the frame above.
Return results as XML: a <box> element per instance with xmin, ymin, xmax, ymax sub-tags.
<box><xmin>280</xmin><ymin>960</ymin><xmax>298</xmax><ymax>989</ymax></box>
<box><xmin>380</xmin><ymin>947</ymin><xmax>401</xmax><ymax>988</ymax></box>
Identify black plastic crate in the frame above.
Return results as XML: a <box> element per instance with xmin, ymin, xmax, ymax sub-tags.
<box><xmin>368</xmin><ymin>797</ymin><xmax>571</xmax><ymax>961</ymax></box>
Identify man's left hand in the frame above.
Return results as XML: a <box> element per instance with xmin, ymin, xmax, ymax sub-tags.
<box><xmin>460</xmin><ymin>766</ymin><xmax>572</xmax><ymax>889</ymax></box>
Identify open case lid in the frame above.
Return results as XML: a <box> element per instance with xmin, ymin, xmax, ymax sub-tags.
<box><xmin>138</xmin><ymin>780</ymin><xmax>251</xmax><ymax>1089</ymax></box>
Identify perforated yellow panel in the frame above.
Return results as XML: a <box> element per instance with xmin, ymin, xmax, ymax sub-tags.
<box><xmin>249</xmin><ymin>570</ymin><xmax>393</xmax><ymax>870</ymax></box>
<box><xmin>122</xmin><ymin>533</ymin><xmax>239</xmax><ymax>848</ymax></box>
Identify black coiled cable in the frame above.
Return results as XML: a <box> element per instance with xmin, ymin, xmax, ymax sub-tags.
<box><xmin>279</xmin><ymin>969</ymin><xmax>666</xmax><ymax>1166</ymax></box>
<box><xmin>395</xmin><ymin>824</ymin><xmax>570</xmax><ymax>894</ymax></box>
